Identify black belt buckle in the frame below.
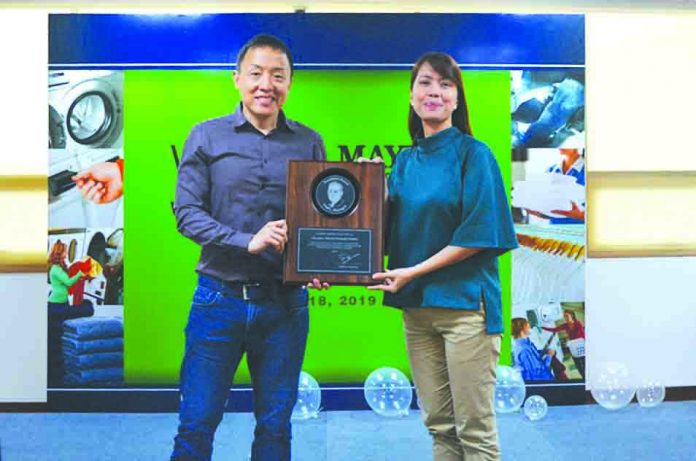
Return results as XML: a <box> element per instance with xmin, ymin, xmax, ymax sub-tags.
<box><xmin>242</xmin><ymin>282</ymin><xmax>261</xmax><ymax>301</ymax></box>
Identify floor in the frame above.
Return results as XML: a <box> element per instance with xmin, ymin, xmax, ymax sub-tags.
<box><xmin>0</xmin><ymin>401</ymin><xmax>694</xmax><ymax>460</ymax></box>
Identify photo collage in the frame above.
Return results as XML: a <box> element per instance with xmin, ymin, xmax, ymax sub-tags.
<box><xmin>509</xmin><ymin>70</ymin><xmax>586</xmax><ymax>382</ymax></box>
<box><xmin>47</xmin><ymin>70</ymin><xmax>124</xmax><ymax>387</ymax></box>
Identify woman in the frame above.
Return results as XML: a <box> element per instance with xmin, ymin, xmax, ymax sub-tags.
<box><xmin>48</xmin><ymin>240</ymin><xmax>87</xmax><ymax>308</ymax></box>
<box><xmin>543</xmin><ymin>309</ymin><xmax>585</xmax><ymax>377</ymax></box>
<box><xmin>367</xmin><ymin>53</ymin><xmax>517</xmax><ymax>461</ymax></box>
<box><xmin>511</xmin><ymin>317</ymin><xmax>555</xmax><ymax>382</ymax></box>
<box><xmin>47</xmin><ymin>240</ymin><xmax>94</xmax><ymax>386</ymax></box>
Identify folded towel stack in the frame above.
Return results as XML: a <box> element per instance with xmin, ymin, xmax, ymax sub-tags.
<box><xmin>62</xmin><ymin>317</ymin><xmax>124</xmax><ymax>386</ymax></box>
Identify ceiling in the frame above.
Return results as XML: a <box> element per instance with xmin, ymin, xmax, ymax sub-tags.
<box><xmin>2</xmin><ymin>0</ymin><xmax>696</xmax><ymax>12</ymax></box>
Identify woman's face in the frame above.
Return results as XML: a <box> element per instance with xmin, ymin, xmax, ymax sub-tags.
<box><xmin>410</xmin><ymin>61</ymin><xmax>458</xmax><ymax>132</ymax></box>
<box><xmin>564</xmin><ymin>312</ymin><xmax>574</xmax><ymax>323</ymax></box>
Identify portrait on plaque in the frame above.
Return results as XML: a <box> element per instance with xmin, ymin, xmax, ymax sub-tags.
<box><xmin>284</xmin><ymin>161</ymin><xmax>385</xmax><ymax>285</ymax></box>
<box><xmin>312</xmin><ymin>171</ymin><xmax>359</xmax><ymax>217</ymax></box>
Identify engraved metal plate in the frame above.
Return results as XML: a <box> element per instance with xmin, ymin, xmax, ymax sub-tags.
<box><xmin>296</xmin><ymin>228</ymin><xmax>372</xmax><ymax>274</ymax></box>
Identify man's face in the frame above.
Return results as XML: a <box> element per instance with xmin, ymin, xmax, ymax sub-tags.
<box><xmin>327</xmin><ymin>182</ymin><xmax>344</xmax><ymax>204</ymax></box>
<box><xmin>234</xmin><ymin>46</ymin><xmax>291</xmax><ymax>122</ymax></box>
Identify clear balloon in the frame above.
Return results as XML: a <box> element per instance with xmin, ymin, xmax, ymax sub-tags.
<box><xmin>292</xmin><ymin>371</ymin><xmax>321</xmax><ymax>420</ymax></box>
<box><xmin>364</xmin><ymin>367</ymin><xmax>413</xmax><ymax>417</ymax></box>
<box><xmin>590</xmin><ymin>362</ymin><xmax>636</xmax><ymax>411</ymax></box>
<box><xmin>637</xmin><ymin>380</ymin><xmax>666</xmax><ymax>408</ymax></box>
<box><xmin>523</xmin><ymin>395</ymin><xmax>548</xmax><ymax>421</ymax></box>
<box><xmin>494</xmin><ymin>365</ymin><xmax>526</xmax><ymax>413</ymax></box>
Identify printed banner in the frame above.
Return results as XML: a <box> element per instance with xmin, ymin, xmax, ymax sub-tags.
<box><xmin>47</xmin><ymin>13</ymin><xmax>585</xmax><ymax>388</ymax></box>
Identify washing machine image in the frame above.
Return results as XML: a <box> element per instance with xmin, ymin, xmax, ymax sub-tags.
<box><xmin>48</xmin><ymin>228</ymin><xmax>124</xmax><ymax>316</ymax></box>
<box><xmin>49</xmin><ymin>104</ymin><xmax>66</xmax><ymax>149</ymax></box>
<box><xmin>49</xmin><ymin>70</ymin><xmax>123</xmax><ymax>152</ymax></box>
<box><xmin>85</xmin><ymin>227</ymin><xmax>124</xmax><ymax>308</ymax></box>
<box><xmin>49</xmin><ymin>148</ymin><xmax>123</xmax><ymax>228</ymax></box>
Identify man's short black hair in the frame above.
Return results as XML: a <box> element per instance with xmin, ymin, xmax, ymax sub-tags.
<box><xmin>236</xmin><ymin>34</ymin><xmax>294</xmax><ymax>76</ymax></box>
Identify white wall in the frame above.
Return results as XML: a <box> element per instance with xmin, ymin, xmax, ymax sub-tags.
<box><xmin>585</xmin><ymin>12</ymin><xmax>696</xmax><ymax>388</ymax></box>
<box><xmin>586</xmin><ymin>13</ymin><xmax>696</xmax><ymax>173</ymax></box>
<box><xmin>586</xmin><ymin>258</ymin><xmax>696</xmax><ymax>387</ymax></box>
<box><xmin>0</xmin><ymin>274</ymin><xmax>47</xmax><ymax>402</ymax></box>
<box><xmin>0</xmin><ymin>10</ymin><xmax>47</xmax><ymax>402</ymax></box>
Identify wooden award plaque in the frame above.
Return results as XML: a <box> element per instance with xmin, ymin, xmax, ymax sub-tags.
<box><xmin>283</xmin><ymin>161</ymin><xmax>385</xmax><ymax>285</ymax></box>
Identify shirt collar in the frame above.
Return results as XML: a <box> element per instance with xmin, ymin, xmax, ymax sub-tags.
<box><xmin>416</xmin><ymin>126</ymin><xmax>461</xmax><ymax>153</ymax></box>
<box><xmin>550</xmin><ymin>155</ymin><xmax>584</xmax><ymax>175</ymax></box>
<box><xmin>231</xmin><ymin>103</ymin><xmax>295</xmax><ymax>134</ymax></box>
<box><xmin>567</xmin><ymin>156</ymin><xmax>584</xmax><ymax>172</ymax></box>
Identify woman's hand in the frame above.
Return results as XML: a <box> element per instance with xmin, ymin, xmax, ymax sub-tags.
<box><xmin>367</xmin><ymin>267</ymin><xmax>417</xmax><ymax>293</ymax></box>
<box><xmin>369</xmin><ymin>247</ymin><xmax>478</xmax><ymax>293</ymax></box>
<box><xmin>356</xmin><ymin>156</ymin><xmax>384</xmax><ymax>164</ymax></box>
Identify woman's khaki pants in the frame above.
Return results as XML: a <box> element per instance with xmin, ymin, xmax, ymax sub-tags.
<box><xmin>403</xmin><ymin>307</ymin><xmax>501</xmax><ymax>461</ymax></box>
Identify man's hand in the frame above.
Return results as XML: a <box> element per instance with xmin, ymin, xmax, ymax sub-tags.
<box><xmin>306</xmin><ymin>278</ymin><xmax>330</xmax><ymax>290</ymax></box>
<box><xmin>551</xmin><ymin>201</ymin><xmax>585</xmax><ymax>221</ymax></box>
<box><xmin>248</xmin><ymin>219</ymin><xmax>288</xmax><ymax>254</ymax></box>
<box><xmin>72</xmin><ymin>161</ymin><xmax>123</xmax><ymax>204</ymax></box>
<box><xmin>367</xmin><ymin>267</ymin><xmax>417</xmax><ymax>293</ymax></box>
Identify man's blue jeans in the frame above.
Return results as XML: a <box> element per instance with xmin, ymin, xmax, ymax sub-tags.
<box><xmin>171</xmin><ymin>275</ymin><xmax>309</xmax><ymax>461</ymax></box>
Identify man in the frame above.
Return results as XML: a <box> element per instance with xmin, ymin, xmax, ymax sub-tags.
<box><xmin>171</xmin><ymin>34</ymin><xmax>326</xmax><ymax>461</ymax></box>
<box><xmin>324</xmin><ymin>180</ymin><xmax>347</xmax><ymax>212</ymax></box>
<box><xmin>545</xmin><ymin>147</ymin><xmax>585</xmax><ymax>224</ymax></box>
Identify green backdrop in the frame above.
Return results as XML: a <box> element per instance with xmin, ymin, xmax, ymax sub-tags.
<box><xmin>124</xmin><ymin>70</ymin><xmax>511</xmax><ymax>384</ymax></box>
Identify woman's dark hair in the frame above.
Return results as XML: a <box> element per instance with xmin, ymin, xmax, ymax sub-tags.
<box><xmin>48</xmin><ymin>240</ymin><xmax>68</xmax><ymax>273</ymax></box>
<box><xmin>564</xmin><ymin>310</ymin><xmax>578</xmax><ymax>322</ymax></box>
<box><xmin>408</xmin><ymin>52</ymin><xmax>472</xmax><ymax>144</ymax></box>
